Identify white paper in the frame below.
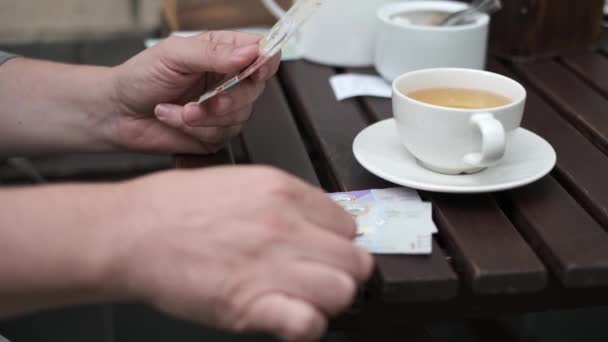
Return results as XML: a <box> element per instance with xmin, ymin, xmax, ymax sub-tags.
<box><xmin>330</xmin><ymin>187</ymin><xmax>437</xmax><ymax>255</ymax></box>
<box><xmin>371</xmin><ymin>188</ymin><xmax>437</xmax><ymax>234</ymax></box>
<box><xmin>329</xmin><ymin>74</ymin><xmax>392</xmax><ymax>101</ymax></box>
<box><xmin>371</xmin><ymin>187</ymin><xmax>420</xmax><ymax>202</ymax></box>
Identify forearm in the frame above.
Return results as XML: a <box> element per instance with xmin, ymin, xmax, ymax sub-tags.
<box><xmin>0</xmin><ymin>182</ymin><xmax>132</xmax><ymax>317</ymax></box>
<box><xmin>0</xmin><ymin>57</ymin><xmax>120</xmax><ymax>157</ymax></box>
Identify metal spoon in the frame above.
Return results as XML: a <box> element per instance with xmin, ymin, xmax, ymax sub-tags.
<box><xmin>438</xmin><ymin>0</ymin><xmax>502</xmax><ymax>26</ymax></box>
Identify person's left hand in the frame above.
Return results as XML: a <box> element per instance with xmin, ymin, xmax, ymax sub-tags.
<box><xmin>110</xmin><ymin>31</ymin><xmax>280</xmax><ymax>154</ymax></box>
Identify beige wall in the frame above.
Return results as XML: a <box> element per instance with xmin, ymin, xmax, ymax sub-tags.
<box><xmin>0</xmin><ymin>0</ymin><xmax>163</xmax><ymax>43</ymax></box>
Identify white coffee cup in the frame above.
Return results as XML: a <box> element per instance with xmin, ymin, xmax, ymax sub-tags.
<box><xmin>392</xmin><ymin>68</ymin><xmax>527</xmax><ymax>175</ymax></box>
<box><xmin>375</xmin><ymin>1</ymin><xmax>489</xmax><ymax>82</ymax></box>
<box><xmin>261</xmin><ymin>0</ymin><xmax>396</xmax><ymax>67</ymax></box>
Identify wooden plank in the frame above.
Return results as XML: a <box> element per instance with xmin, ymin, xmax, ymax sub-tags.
<box><xmin>279</xmin><ymin>63</ymin><xmax>390</xmax><ymax>192</ymax></box>
<box><xmin>80</xmin><ymin>35</ymin><xmax>147</xmax><ymax>66</ymax></box>
<box><xmin>561</xmin><ymin>52</ymin><xmax>608</xmax><ymax>98</ymax></box>
<box><xmin>0</xmin><ymin>153</ymin><xmax>172</xmax><ymax>183</ymax></box>
<box><xmin>280</xmin><ymin>61</ymin><xmax>458</xmax><ymax>302</ymax></box>
<box><xmin>0</xmin><ymin>305</ymin><xmax>109</xmax><ymax>342</ymax></box>
<box><xmin>345</xmin><ymin>321</ymin><xmax>438</xmax><ymax>342</ymax></box>
<box><xmin>485</xmin><ymin>61</ymin><xmax>608</xmax><ymax>288</ymax></box>
<box><xmin>230</xmin><ymin>135</ymin><xmax>250</xmax><ymax>165</ymax></box>
<box><xmin>489</xmin><ymin>0</ymin><xmax>604</xmax><ymax>59</ymax></box>
<box><xmin>352</xmin><ymin>68</ymin><xmax>548</xmax><ymax>295</ymax></box>
<box><xmin>115</xmin><ymin>303</ymin><xmax>257</xmax><ymax>342</ymax></box>
<box><xmin>489</xmin><ymin>61</ymin><xmax>608</xmax><ymax>228</ymax></box>
<box><xmin>242</xmin><ymin>77</ymin><xmax>320</xmax><ymax>186</ymax></box>
<box><xmin>335</xmin><ymin>283</ymin><xmax>608</xmax><ymax>322</ymax></box>
<box><xmin>0</xmin><ymin>42</ymin><xmax>80</xmax><ymax>63</ymax></box>
<box><xmin>513</xmin><ymin>59</ymin><xmax>608</xmax><ymax>154</ymax></box>
<box><xmin>174</xmin><ymin>149</ymin><xmax>233</xmax><ymax>169</ymax></box>
<box><xmin>429</xmin><ymin>194</ymin><xmax>547</xmax><ymax>294</ymax></box>
<box><xmin>502</xmin><ymin>177</ymin><xmax>608</xmax><ymax>288</ymax></box>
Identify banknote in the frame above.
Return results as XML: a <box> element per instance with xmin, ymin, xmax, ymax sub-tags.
<box><xmin>330</xmin><ymin>188</ymin><xmax>437</xmax><ymax>255</ymax></box>
<box><xmin>198</xmin><ymin>0</ymin><xmax>323</xmax><ymax>103</ymax></box>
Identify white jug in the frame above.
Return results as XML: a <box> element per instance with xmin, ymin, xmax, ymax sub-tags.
<box><xmin>261</xmin><ymin>0</ymin><xmax>396</xmax><ymax>67</ymax></box>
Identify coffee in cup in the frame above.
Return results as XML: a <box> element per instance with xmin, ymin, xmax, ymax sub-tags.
<box><xmin>392</xmin><ymin>68</ymin><xmax>527</xmax><ymax>175</ymax></box>
<box><xmin>406</xmin><ymin>87</ymin><xmax>512</xmax><ymax>110</ymax></box>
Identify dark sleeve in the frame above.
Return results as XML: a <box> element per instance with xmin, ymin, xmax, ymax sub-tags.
<box><xmin>0</xmin><ymin>51</ymin><xmax>17</xmax><ymax>65</ymax></box>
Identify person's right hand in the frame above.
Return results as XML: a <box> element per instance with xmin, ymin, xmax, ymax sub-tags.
<box><xmin>110</xmin><ymin>167</ymin><xmax>374</xmax><ymax>341</ymax></box>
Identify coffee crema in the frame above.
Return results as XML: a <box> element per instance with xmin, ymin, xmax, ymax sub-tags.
<box><xmin>406</xmin><ymin>87</ymin><xmax>512</xmax><ymax>109</ymax></box>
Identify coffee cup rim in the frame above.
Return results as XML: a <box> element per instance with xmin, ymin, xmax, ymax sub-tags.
<box><xmin>392</xmin><ymin>68</ymin><xmax>527</xmax><ymax>112</ymax></box>
<box><xmin>378</xmin><ymin>1</ymin><xmax>490</xmax><ymax>32</ymax></box>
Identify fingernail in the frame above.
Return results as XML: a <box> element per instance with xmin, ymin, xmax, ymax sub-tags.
<box><xmin>232</xmin><ymin>44</ymin><xmax>259</xmax><ymax>61</ymax></box>
<box><xmin>155</xmin><ymin>103</ymin><xmax>184</xmax><ymax>128</ymax></box>
<box><xmin>154</xmin><ymin>104</ymin><xmax>171</xmax><ymax>120</ymax></box>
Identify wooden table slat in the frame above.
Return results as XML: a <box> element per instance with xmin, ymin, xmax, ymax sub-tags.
<box><xmin>429</xmin><ymin>193</ymin><xmax>547</xmax><ymax>294</ymax></box>
<box><xmin>0</xmin><ymin>305</ymin><xmax>110</xmax><ymax>342</ymax></box>
<box><xmin>489</xmin><ymin>61</ymin><xmax>608</xmax><ymax>228</ymax></box>
<box><xmin>0</xmin><ymin>42</ymin><xmax>80</xmax><ymax>63</ymax></box>
<box><xmin>502</xmin><ymin>176</ymin><xmax>608</xmax><ymax>288</ymax></box>
<box><xmin>279</xmin><ymin>63</ymin><xmax>390</xmax><ymax>192</ymax></box>
<box><xmin>561</xmin><ymin>52</ymin><xmax>608</xmax><ymax>99</ymax></box>
<box><xmin>229</xmin><ymin>135</ymin><xmax>249</xmax><ymax>165</ymax></box>
<box><xmin>242</xmin><ymin>77</ymin><xmax>321</xmax><ymax>186</ymax></box>
<box><xmin>79</xmin><ymin>35</ymin><xmax>147</xmax><ymax>66</ymax></box>
<box><xmin>513</xmin><ymin>59</ymin><xmax>608</xmax><ymax>155</ymax></box>
<box><xmin>489</xmin><ymin>61</ymin><xmax>608</xmax><ymax>288</ymax></box>
<box><xmin>279</xmin><ymin>61</ymin><xmax>459</xmax><ymax>302</ymax></box>
<box><xmin>174</xmin><ymin>149</ymin><xmax>233</xmax><ymax>169</ymax></box>
<box><xmin>353</xmin><ymin>67</ymin><xmax>548</xmax><ymax>295</ymax></box>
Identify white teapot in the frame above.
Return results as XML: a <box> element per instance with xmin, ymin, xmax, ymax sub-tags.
<box><xmin>261</xmin><ymin>0</ymin><xmax>396</xmax><ymax>67</ymax></box>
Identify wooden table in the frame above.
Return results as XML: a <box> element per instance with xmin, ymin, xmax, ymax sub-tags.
<box><xmin>176</xmin><ymin>46</ymin><xmax>608</xmax><ymax>338</ymax></box>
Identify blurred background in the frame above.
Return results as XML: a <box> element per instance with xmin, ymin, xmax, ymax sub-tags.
<box><xmin>0</xmin><ymin>0</ymin><xmax>162</xmax><ymax>43</ymax></box>
<box><xmin>0</xmin><ymin>1</ymin><xmax>607</xmax><ymax>342</ymax></box>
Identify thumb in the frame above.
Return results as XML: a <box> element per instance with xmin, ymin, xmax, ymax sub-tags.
<box><xmin>161</xmin><ymin>36</ymin><xmax>259</xmax><ymax>74</ymax></box>
<box><xmin>236</xmin><ymin>293</ymin><xmax>327</xmax><ymax>342</ymax></box>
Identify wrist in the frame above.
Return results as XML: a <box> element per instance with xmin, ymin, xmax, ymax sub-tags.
<box><xmin>87</xmin><ymin>180</ymin><xmax>147</xmax><ymax>301</ymax></box>
<box><xmin>93</xmin><ymin>176</ymin><xmax>168</xmax><ymax>302</ymax></box>
<box><xmin>0</xmin><ymin>183</ymin><xmax>141</xmax><ymax>316</ymax></box>
<box><xmin>65</xmin><ymin>182</ymin><xmax>140</xmax><ymax>304</ymax></box>
<box><xmin>95</xmin><ymin>65</ymin><xmax>131</xmax><ymax>151</ymax></box>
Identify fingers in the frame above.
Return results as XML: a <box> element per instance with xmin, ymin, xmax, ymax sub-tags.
<box><xmin>197</xmin><ymin>30</ymin><xmax>263</xmax><ymax>47</ymax></box>
<box><xmin>238</xmin><ymin>293</ymin><xmax>326</xmax><ymax>342</ymax></box>
<box><xmin>154</xmin><ymin>103</ymin><xmax>243</xmax><ymax>149</ymax></box>
<box><xmin>196</xmin><ymin>31</ymin><xmax>280</xmax><ymax>82</ymax></box>
<box><xmin>253</xmin><ymin>168</ymin><xmax>359</xmax><ymax>239</ymax></box>
<box><xmin>292</xmin><ymin>225</ymin><xmax>374</xmax><ymax>283</ymax></box>
<box><xmin>299</xmin><ymin>193</ymin><xmax>358</xmax><ymax>239</ymax></box>
<box><xmin>183</xmin><ymin>103</ymin><xmax>253</xmax><ymax>128</ymax></box>
<box><xmin>196</xmin><ymin>30</ymin><xmax>280</xmax><ymax>82</ymax></box>
<box><xmin>118</xmin><ymin>116</ymin><xmax>209</xmax><ymax>154</ymax></box>
<box><xmin>284</xmin><ymin>262</ymin><xmax>357</xmax><ymax>317</ymax></box>
<box><xmin>238</xmin><ymin>262</ymin><xmax>361</xmax><ymax>340</ymax></box>
<box><xmin>160</xmin><ymin>35</ymin><xmax>259</xmax><ymax>74</ymax></box>
<box><xmin>281</xmin><ymin>179</ymin><xmax>359</xmax><ymax>239</ymax></box>
<box><xmin>251</xmin><ymin>53</ymin><xmax>282</xmax><ymax>82</ymax></box>
<box><xmin>182</xmin><ymin>80</ymin><xmax>265</xmax><ymax>127</ymax></box>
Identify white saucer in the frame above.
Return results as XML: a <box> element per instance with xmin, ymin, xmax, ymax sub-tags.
<box><xmin>353</xmin><ymin>119</ymin><xmax>557</xmax><ymax>193</ymax></box>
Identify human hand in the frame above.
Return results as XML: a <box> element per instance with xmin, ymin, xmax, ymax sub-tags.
<box><xmin>110</xmin><ymin>31</ymin><xmax>281</xmax><ymax>154</ymax></box>
<box><xmin>111</xmin><ymin>167</ymin><xmax>374</xmax><ymax>341</ymax></box>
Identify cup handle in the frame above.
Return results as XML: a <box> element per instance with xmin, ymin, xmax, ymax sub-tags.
<box><xmin>463</xmin><ymin>113</ymin><xmax>506</xmax><ymax>167</ymax></box>
<box><xmin>261</xmin><ymin>0</ymin><xmax>287</xmax><ymax>18</ymax></box>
